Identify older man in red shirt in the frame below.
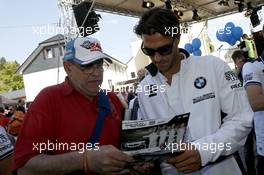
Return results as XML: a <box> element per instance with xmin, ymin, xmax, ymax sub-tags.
<box><xmin>13</xmin><ymin>37</ymin><xmax>134</xmax><ymax>175</ymax></box>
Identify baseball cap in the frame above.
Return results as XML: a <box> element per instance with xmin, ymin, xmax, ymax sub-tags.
<box><xmin>63</xmin><ymin>37</ymin><xmax>112</xmax><ymax>65</ymax></box>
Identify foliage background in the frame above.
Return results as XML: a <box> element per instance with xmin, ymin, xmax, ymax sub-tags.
<box><xmin>0</xmin><ymin>57</ymin><xmax>24</xmax><ymax>93</ymax></box>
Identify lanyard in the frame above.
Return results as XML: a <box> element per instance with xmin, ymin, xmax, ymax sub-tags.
<box><xmin>89</xmin><ymin>91</ymin><xmax>110</xmax><ymax>145</ymax></box>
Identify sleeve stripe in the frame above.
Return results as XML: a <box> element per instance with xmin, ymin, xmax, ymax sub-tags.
<box><xmin>244</xmin><ymin>81</ymin><xmax>261</xmax><ymax>87</ymax></box>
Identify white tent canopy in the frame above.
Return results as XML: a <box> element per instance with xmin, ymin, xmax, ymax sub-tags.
<box><xmin>92</xmin><ymin>0</ymin><xmax>264</xmax><ymax>23</ymax></box>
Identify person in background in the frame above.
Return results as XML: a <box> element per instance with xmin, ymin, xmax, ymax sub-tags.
<box><xmin>128</xmin><ymin>69</ymin><xmax>147</xmax><ymax>120</ymax></box>
<box><xmin>7</xmin><ymin>105</ymin><xmax>26</xmax><ymax>136</ymax></box>
<box><xmin>239</xmin><ymin>34</ymin><xmax>256</xmax><ymax>60</ymax></box>
<box><xmin>232</xmin><ymin>50</ymin><xmax>248</xmax><ymax>81</ymax></box>
<box><xmin>5</xmin><ymin>106</ymin><xmax>15</xmax><ymax>118</ymax></box>
<box><xmin>0</xmin><ymin>107</ymin><xmax>10</xmax><ymax>128</ymax></box>
<box><xmin>116</xmin><ymin>88</ymin><xmax>129</xmax><ymax>109</ymax></box>
<box><xmin>242</xmin><ymin>48</ymin><xmax>264</xmax><ymax>175</ymax></box>
<box><xmin>126</xmin><ymin>88</ymin><xmax>135</xmax><ymax>106</ymax></box>
<box><xmin>232</xmin><ymin>50</ymin><xmax>256</xmax><ymax>175</ymax></box>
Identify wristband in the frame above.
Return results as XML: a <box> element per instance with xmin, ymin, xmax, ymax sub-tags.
<box><xmin>83</xmin><ymin>151</ymin><xmax>92</xmax><ymax>174</ymax></box>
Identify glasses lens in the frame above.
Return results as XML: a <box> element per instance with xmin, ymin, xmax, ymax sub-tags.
<box><xmin>80</xmin><ymin>66</ymin><xmax>93</xmax><ymax>74</ymax></box>
<box><xmin>79</xmin><ymin>60</ymin><xmax>105</xmax><ymax>74</ymax></box>
<box><xmin>142</xmin><ymin>48</ymin><xmax>156</xmax><ymax>56</ymax></box>
<box><xmin>157</xmin><ymin>45</ymin><xmax>173</xmax><ymax>55</ymax></box>
<box><xmin>142</xmin><ymin>45</ymin><xmax>172</xmax><ymax>56</ymax></box>
<box><xmin>141</xmin><ymin>38</ymin><xmax>175</xmax><ymax>56</ymax></box>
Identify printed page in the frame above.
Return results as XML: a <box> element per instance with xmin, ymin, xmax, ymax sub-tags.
<box><xmin>121</xmin><ymin>113</ymin><xmax>190</xmax><ymax>165</ymax></box>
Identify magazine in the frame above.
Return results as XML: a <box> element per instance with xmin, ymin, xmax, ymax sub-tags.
<box><xmin>120</xmin><ymin>113</ymin><xmax>190</xmax><ymax>165</ymax></box>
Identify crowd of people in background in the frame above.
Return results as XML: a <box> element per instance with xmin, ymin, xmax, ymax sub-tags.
<box><xmin>0</xmin><ymin>102</ymin><xmax>26</xmax><ymax>137</ymax></box>
<box><xmin>230</xmin><ymin>24</ymin><xmax>264</xmax><ymax>175</ymax></box>
<box><xmin>112</xmin><ymin>68</ymin><xmax>147</xmax><ymax>120</ymax></box>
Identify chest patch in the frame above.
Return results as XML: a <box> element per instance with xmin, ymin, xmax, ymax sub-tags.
<box><xmin>193</xmin><ymin>92</ymin><xmax>215</xmax><ymax>104</ymax></box>
<box><xmin>194</xmin><ymin>77</ymin><xmax>207</xmax><ymax>89</ymax></box>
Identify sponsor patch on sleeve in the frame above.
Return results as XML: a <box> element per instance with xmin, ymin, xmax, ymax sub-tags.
<box><xmin>243</xmin><ymin>73</ymin><xmax>253</xmax><ymax>83</ymax></box>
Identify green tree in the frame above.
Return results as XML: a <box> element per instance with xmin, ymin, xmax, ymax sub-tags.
<box><xmin>0</xmin><ymin>58</ymin><xmax>24</xmax><ymax>93</ymax></box>
<box><xmin>0</xmin><ymin>57</ymin><xmax>6</xmax><ymax>70</ymax></box>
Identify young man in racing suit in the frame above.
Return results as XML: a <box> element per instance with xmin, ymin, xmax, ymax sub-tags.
<box><xmin>134</xmin><ymin>7</ymin><xmax>253</xmax><ymax>175</ymax></box>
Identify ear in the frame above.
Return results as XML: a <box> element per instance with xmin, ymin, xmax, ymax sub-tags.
<box><xmin>63</xmin><ymin>61</ymin><xmax>72</xmax><ymax>74</ymax></box>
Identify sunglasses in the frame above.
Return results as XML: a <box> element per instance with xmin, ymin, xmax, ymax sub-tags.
<box><xmin>141</xmin><ymin>38</ymin><xmax>175</xmax><ymax>56</ymax></box>
<box><xmin>71</xmin><ymin>59</ymin><xmax>109</xmax><ymax>74</ymax></box>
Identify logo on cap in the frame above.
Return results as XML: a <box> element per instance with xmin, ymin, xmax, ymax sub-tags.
<box><xmin>194</xmin><ymin>77</ymin><xmax>207</xmax><ymax>89</ymax></box>
<box><xmin>81</xmin><ymin>40</ymin><xmax>102</xmax><ymax>52</ymax></box>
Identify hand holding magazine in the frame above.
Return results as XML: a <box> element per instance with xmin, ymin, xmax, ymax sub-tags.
<box><xmin>120</xmin><ymin>113</ymin><xmax>190</xmax><ymax>165</ymax></box>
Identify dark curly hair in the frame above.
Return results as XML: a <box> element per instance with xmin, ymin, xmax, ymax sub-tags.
<box><xmin>232</xmin><ymin>50</ymin><xmax>245</xmax><ymax>62</ymax></box>
<box><xmin>134</xmin><ymin>8</ymin><xmax>180</xmax><ymax>37</ymax></box>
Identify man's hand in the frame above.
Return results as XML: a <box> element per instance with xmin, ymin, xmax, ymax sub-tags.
<box><xmin>166</xmin><ymin>143</ymin><xmax>201</xmax><ymax>174</ymax></box>
<box><xmin>85</xmin><ymin>145</ymin><xmax>134</xmax><ymax>175</ymax></box>
<box><xmin>128</xmin><ymin>162</ymin><xmax>154</xmax><ymax>175</ymax></box>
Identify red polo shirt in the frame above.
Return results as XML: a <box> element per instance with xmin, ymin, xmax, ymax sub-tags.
<box><xmin>12</xmin><ymin>78</ymin><xmax>123</xmax><ymax>172</ymax></box>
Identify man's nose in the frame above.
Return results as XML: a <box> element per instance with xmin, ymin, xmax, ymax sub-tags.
<box><xmin>153</xmin><ymin>52</ymin><xmax>162</xmax><ymax>62</ymax></box>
